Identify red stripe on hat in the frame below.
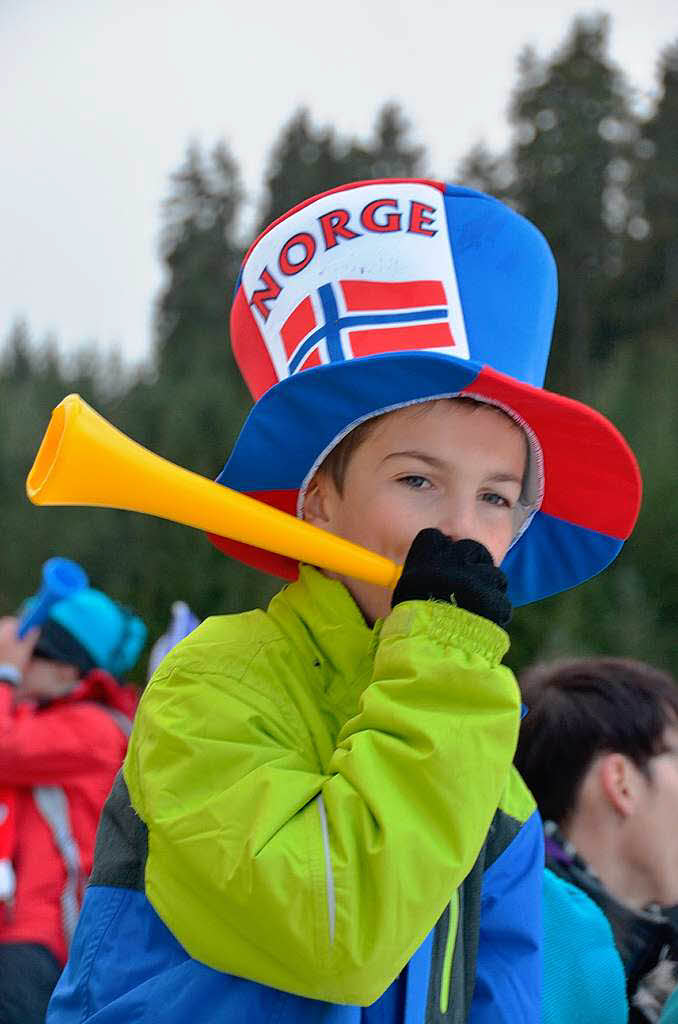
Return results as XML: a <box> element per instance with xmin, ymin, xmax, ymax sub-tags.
<box><xmin>207</xmin><ymin>488</ymin><xmax>300</xmax><ymax>580</ymax></box>
<box><xmin>350</xmin><ymin>322</ymin><xmax>455</xmax><ymax>357</ymax></box>
<box><xmin>231</xmin><ymin>287</ymin><xmax>279</xmax><ymax>401</ymax></box>
<box><xmin>299</xmin><ymin>348</ymin><xmax>322</xmax><ymax>371</ymax></box>
<box><xmin>461</xmin><ymin>367</ymin><xmax>642</xmax><ymax>539</ymax></box>
<box><xmin>281</xmin><ymin>296</ymin><xmax>316</xmax><ymax>359</ymax></box>
<box><xmin>341</xmin><ymin>279</ymin><xmax>447</xmax><ymax>311</ymax></box>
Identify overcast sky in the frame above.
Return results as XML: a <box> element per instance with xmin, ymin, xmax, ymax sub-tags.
<box><xmin>2</xmin><ymin>0</ymin><xmax>675</xmax><ymax>365</ymax></box>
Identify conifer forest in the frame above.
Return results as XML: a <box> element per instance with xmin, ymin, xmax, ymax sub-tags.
<box><xmin>2</xmin><ymin>15</ymin><xmax>677</xmax><ymax>677</ymax></box>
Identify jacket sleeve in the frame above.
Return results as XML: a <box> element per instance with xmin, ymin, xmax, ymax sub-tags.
<box><xmin>125</xmin><ymin>599</ymin><xmax>522</xmax><ymax>1006</ymax></box>
<box><xmin>0</xmin><ymin>684</ymin><xmax>124</xmax><ymax>785</ymax></box>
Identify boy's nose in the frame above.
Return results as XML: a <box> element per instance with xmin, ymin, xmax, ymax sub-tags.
<box><xmin>436</xmin><ymin>504</ymin><xmax>476</xmax><ymax>543</ymax></box>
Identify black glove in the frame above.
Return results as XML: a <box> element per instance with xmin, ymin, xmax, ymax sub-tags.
<box><xmin>391</xmin><ymin>528</ymin><xmax>512</xmax><ymax>628</ymax></box>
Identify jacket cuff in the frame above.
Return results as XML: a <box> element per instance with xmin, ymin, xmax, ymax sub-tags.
<box><xmin>381</xmin><ymin>599</ymin><xmax>509</xmax><ymax>666</ymax></box>
<box><xmin>0</xmin><ymin>663</ymin><xmax>22</xmax><ymax>687</ymax></box>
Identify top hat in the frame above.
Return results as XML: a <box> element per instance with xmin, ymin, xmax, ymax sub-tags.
<box><xmin>210</xmin><ymin>180</ymin><xmax>641</xmax><ymax>606</ymax></box>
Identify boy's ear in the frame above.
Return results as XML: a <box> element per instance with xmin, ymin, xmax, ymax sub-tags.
<box><xmin>303</xmin><ymin>472</ymin><xmax>334</xmax><ymax>528</ymax></box>
<box><xmin>598</xmin><ymin>752</ymin><xmax>641</xmax><ymax>818</ymax></box>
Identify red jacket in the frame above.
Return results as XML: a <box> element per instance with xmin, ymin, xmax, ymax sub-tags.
<box><xmin>0</xmin><ymin>671</ymin><xmax>138</xmax><ymax>964</ymax></box>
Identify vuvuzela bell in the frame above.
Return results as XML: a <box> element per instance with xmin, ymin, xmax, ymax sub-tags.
<box><xmin>26</xmin><ymin>394</ymin><xmax>402</xmax><ymax>589</ymax></box>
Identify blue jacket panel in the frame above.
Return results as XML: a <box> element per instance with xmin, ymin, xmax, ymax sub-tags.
<box><xmin>50</xmin><ymin>887</ymin><xmax>358</xmax><ymax>1024</ymax></box>
<box><xmin>471</xmin><ymin>809</ymin><xmax>543</xmax><ymax>1023</ymax></box>
<box><xmin>48</xmin><ymin>811</ymin><xmax>542</xmax><ymax>1023</ymax></box>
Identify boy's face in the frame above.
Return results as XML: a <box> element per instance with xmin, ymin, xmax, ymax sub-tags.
<box><xmin>304</xmin><ymin>400</ymin><xmax>527</xmax><ymax>624</ymax></box>
<box><xmin>619</xmin><ymin>726</ymin><xmax>678</xmax><ymax>906</ymax></box>
<box><xmin>19</xmin><ymin>656</ymin><xmax>80</xmax><ymax>701</ymax></box>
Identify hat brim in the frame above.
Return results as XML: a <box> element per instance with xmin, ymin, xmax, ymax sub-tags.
<box><xmin>209</xmin><ymin>352</ymin><xmax>641</xmax><ymax>606</ymax></box>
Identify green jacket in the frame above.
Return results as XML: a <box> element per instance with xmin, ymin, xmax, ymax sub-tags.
<box><xmin>124</xmin><ymin>566</ymin><xmax>528</xmax><ymax>1007</ymax></box>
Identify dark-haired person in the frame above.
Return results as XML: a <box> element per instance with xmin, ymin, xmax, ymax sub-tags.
<box><xmin>0</xmin><ymin>583</ymin><xmax>145</xmax><ymax>1024</ymax></box>
<box><xmin>516</xmin><ymin>657</ymin><xmax>678</xmax><ymax>1024</ymax></box>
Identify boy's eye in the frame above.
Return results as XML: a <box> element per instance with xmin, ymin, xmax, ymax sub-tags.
<box><xmin>398</xmin><ymin>474</ymin><xmax>432</xmax><ymax>490</ymax></box>
<box><xmin>481</xmin><ymin>491</ymin><xmax>511</xmax><ymax>508</ymax></box>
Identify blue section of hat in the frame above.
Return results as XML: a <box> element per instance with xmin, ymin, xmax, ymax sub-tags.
<box><xmin>220</xmin><ymin>351</ymin><xmax>482</xmax><ymax>491</ymax></box>
<box><xmin>46</xmin><ymin>588</ymin><xmax>147</xmax><ymax>676</ymax></box>
<box><xmin>504</xmin><ymin>512</ymin><xmax>623</xmax><ymax>605</ymax></box>
<box><xmin>442</xmin><ymin>185</ymin><xmax>558</xmax><ymax>387</ymax></box>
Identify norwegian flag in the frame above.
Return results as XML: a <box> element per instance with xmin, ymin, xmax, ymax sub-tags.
<box><xmin>280</xmin><ymin>279</ymin><xmax>456</xmax><ymax>374</ymax></box>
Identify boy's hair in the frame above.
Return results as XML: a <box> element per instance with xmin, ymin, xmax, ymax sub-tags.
<box><xmin>34</xmin><ymin>619</ymin><xmax>96</xmax><ymax>677</ymax></box>
<box><xmin>515</xmin><ymin>658</ymin><xmax>678</xmax><ymax>826</ymax></box>
<box><xmin>320</xmin><ymin>413</ymin><xmax>388</xmax><ymax>496</ymax></box>
<box><xmin>320</xmin><ymin>397</ymin><xmax>522</xmax><ymax>496</ymax></box>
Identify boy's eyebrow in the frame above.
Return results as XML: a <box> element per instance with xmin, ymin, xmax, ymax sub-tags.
<box><xmin>381</xmin><ymin>450</ymin><xmax>523</xmax><ymax>485</ymax></box>
<box><xmin>486</xmin><ymin>472</ymin><xmax>524</xmax><ymax>486</ymax></box>
<box><xmin>380</xmin><ymin>450</ymin><xmax>447</xmax><ymax>470</ymax></box>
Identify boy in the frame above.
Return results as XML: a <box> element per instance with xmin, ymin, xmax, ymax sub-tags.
<box><xmin>48</xmin><ymin>181</ymin><xmax>641</xmax><ymax>1022</ymax></box>
<box><xmin>0</xmin><ymin>569</ymin><xmax>146</xmax><ymax>1024</ymax></box>
<box><xmin>516</xmin><ymin>657</ymin><xmax>678</xmax><ymax>1024</ymax></box>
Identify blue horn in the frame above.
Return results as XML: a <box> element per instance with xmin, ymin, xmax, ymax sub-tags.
<box><xmin>18</xmin><ymin>557</ymin><xmax>89</xmax><ymax>638</ymax></box>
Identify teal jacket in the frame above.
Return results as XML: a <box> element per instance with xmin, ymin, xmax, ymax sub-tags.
<box><xmin>543</xmin><ymin>827</ymin><xmax>678</xmax><ymax>1024</ymax></box>
<box><xmin>661</xmin><ymin>988</ymin><xmax>678</xmax><ymax>1024</ymax></box>
<box><xmin>543</xmin><ymin>868</ymin><xmax>628</xmax><ymax>1024</ymax></box>
<box><xmin>49</xmin><ymin>567</ymin><xmax>542</xmax><ymax>1021</ymax></box>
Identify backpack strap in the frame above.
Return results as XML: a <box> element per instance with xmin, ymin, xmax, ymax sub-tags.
<box><xmin>32</xmin><ymin>707</ymin><xmax>133</xmax><ymax>948</ymax></box>
<box><xmin>32</xmin><ymin>785</ymin><xmax>81</xmax><ymax>947</ymax></box>
<box><xmin>100</xmin><ymin>706</ymin><xmax>133</xmax><ymax>738</ymax></box>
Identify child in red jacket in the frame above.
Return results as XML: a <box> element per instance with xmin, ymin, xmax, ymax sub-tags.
<box><xmin>0</xmin><ymin>575</ymin><xmax>145</xmax><ymax>1024</ymax></box>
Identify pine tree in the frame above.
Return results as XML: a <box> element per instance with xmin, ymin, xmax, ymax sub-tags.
<box><xmin>506</xmin><ymin>15</ymin><xmax>638</xmax><ymax>395</ymax></box>
<box><xmin>621</xmin><ymin>42</ymin><xmax>678</xmax><ymax>334</ymax></box>
<box><xmin>107</xmin><ymin>142</ymin><xmax>278</xmax><ymax>634</ymax></box>
<box><xmin>257</xmin><ymin>103</ymin><xmax>425</xmax><ymax>231</ymax></box>
<box><xmin>156</xmin><ymin>143</ymin><xmax>244</xmax><ymax>383</ymax></box>
<box><xmin>350</xmin><ymin>103</ymin><xmax>425</xmax><ymax>182</ymax></box>
<box><xmin>456</xmin><ymin>15</ymin><xmax>638</xmax><ymax>396</ymax></box>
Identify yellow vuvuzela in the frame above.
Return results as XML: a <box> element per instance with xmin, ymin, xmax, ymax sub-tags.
<box><xmin>26</xmin><ymin>394</ymin><xmax>402</xmax><ymax>589</ymax></box>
